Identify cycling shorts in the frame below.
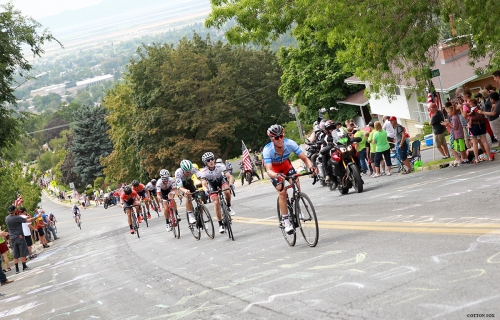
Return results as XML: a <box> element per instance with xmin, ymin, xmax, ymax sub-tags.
<box><xmin>137</xmin><ymin>190</ymin><xmax>148</xmax><ymax>199</ymax></box>
<box><xmin>159</xmin><ymin>188</ymin><xmax>175</xmax><ymax>200</ymax></box>
<box><xmin>208</xmin><ymin>179</ymin><xmax>229</xmax><ymax>199</ymax></box>
<box><xmin>270</xmin><ymin>159</ymin><xmax>297</xmax><ymax>188</ymax></box>
<box><xmin>181</xmin><ymin>180</ymin><xmax>198</xmax><ymax>194</ymax></box>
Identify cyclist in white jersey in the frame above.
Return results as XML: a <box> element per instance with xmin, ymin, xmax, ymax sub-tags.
<box><xmin>175</xmin><ymin>160</ymin><xmax>201</xmax><ymax>224</ymax></box>
<box><xmin>156</xmin><ymin>169</ymin><xmax>180</xmax><ymax>231</ymax></box>
<box><xmin>200</xmin><ymin>152</ymin><xmax>235</xmax><ymax>234</ymax></box>
<box><xmin>145</xmin><ymin>179</ymin><xmax>160</xmax><ymax>210</ymax></box>
<box><xmin>263</xmin><ymin>124</ymin><xmax>317</xmax><ymax>234</ymax></box>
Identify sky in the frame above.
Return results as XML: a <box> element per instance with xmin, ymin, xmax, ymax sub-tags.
<box><xmin>5</xmin><ymin>0</ymin><xmax>102</xmax><ymax>19</ymax></box>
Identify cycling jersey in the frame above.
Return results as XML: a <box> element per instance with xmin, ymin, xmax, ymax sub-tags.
<box><xmin>145</xmin><ymin>182</ymin><xmax>156</xmax><ymax>192</ymax></box>
<box><xmin>133</xmin><ymin>183</ymin><xmax>146</xmax><ymax>193</ymax></box>
<box><xmin>262</xmin><ymin>138</ymin><xmax>302</xmax><ymax>165</ymax></box>
<box><xmin>200</xmin><ymin>163</ymin><xmax>227</xmax><ymax>183</ymax></box>
<box><xmin>72</xmin><ymin>207</ymin><xmax>80</xmax><ymax>216</ymax></box>
<box><xmin>156</xmin><ymin>177</ymin><xmax>176</xmax><ymax>193</ymax></box>
<box><xmin>174</xmin><ymin>167</ymin><xmax>200</xmax><ymax>189</ymax></box>
<box><xmin>120</xmin><ymin>190</ymin><xmax>139</xmax><ymax>204</ymax></box>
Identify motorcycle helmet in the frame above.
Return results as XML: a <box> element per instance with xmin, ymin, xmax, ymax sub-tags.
<box><xmin>267</xmin><ymin>124</ymin><xmax>284</xmax><ymax>137</ymax></box>
<box><xmin>131</xmin><ymin>179</ymin><xmax>139</xmax><ymax>187</ymax></box>
<box><xmin>319</xmin><ymin>120</ymin><xmax>326</xmax><ymax>131</ymax></box>
<box><xmin>325</xmin><ymin>120</ymin><xmax>336</xmax><ymax>131</ymax></box>
<box><xmin>123</xmin><ymin>185</ymin><xmax>132</xmax><ymax>195</ymax></box>
<box><xmin>180</xmin><ymin>159</ymin><xmax>193</xmax><ymax>172</ymax></box>
<box><xmin>202</xmin><ymin>152</ymin><xmax>215</xmax><ymax>163</ymax></box>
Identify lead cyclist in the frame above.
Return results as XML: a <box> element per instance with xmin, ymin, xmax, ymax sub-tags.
<box><xmin>175</xmin><ymin>159</ymin><xmax>201</xmax><ymax>225</ymax></box>
<box><xmin>262</xmin><ymin>124</ymin><xmax>317</xmax><ymax>235</ymax></box>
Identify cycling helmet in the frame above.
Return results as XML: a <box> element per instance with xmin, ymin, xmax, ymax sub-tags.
<box><xmin>159</xmin><ymin>169</ymin><xmax>169</xmax><ymax>177</ymax></box>
<box><xmin>151</xmin><ymin>178</ymin><xmax>157</xmax><ymax>185</ymax></box>
<box><xmin>325</xmin><ymin>120</ymin><xmax>336</xmax><ymax>131</ymax></box>
<box><xmin>131</xmin><ymin>179</ymin><xmax>139</xmax><ymax>187</ymax></box>
<box><xmin>73</xmin><ymin>204</ymin><xmax>78</xmax><ymax>208</ymax></box>
<box><xmin>216</xmin><ymin>158</ymin><xmax>223</xmax><ymax>164</ymax></box>
<box><xmin>123</xmin><ymin>185</ymin><xmax>132</xmax><ymax>195</ymax></box>
<box><xmin>180</xmin><ymin>159</ymin><xmax>193</xmax><ymax>172</ymax></box>
<box><xmin>267</xmin><ymin>124</ymin><xmax>284</xmax><ymax>137</ymax></box>
<box><xmin>202</xmin><ymin>152</ymin><xmax>215</xmax><ymax>163</ymax></box>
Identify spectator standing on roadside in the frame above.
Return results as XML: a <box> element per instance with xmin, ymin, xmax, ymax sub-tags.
<box><xmin>382</xmin><ymin>116</ymin><xmax>396</xmax><ymax>144</ymax></box>
<box><xmin>19</xmin><ymin>208</ymin><xmax>36</xmax><ymax>260</ymax></box>
<box><xmin>367</xmin><ymin>122</ymin><xmax>385</xmax><ymax>176</ymax></box>
<box><xmin>372</xmin><ymin>121</ymin><xmax>392</xmax><ymax>177</ymax></box>
<box><xmin>34</xmin><ymin>213</ymin><xmax>49</xmax><ymax>249</ymax></box>
<box><xmin>478</xmin><ymin>92</ymin><xmax>500</xmax><ymax>148</ymax></box>
<box><xmin>42</xmin><ymin>211</ymin><xmax>58</xmax><ymax>242</ymax></box>
<box><xmin>429</xmin><ymin>103</ymin><xmax>450</xmax><ymax>159</ymax></box>
<box><xmin>225</xmin><ymin>160</ymin><xmax>233</xmax><ymax>175</ymax></box>
<box><xmin>354</xmin><ymin>128</ymin><xmax>369</xmax><ymax>175</ymax></box>
<box><xmin>390</xmin><ymin>116</ymin><xmax>412</xmax><ymax>174</ymax></box>
<box><xmin>0</xmin><ymin>230</ymin><xmax>13</xmax><ymax>286</ymax></box>
<box><xmin>0</xmin><ymin>228</ymin><xmax>11</xmax><ymax>273</ymax></box>
<box><xmin>5</xmin><ymin>205</ymin><xmax>39</xmax><ymax>274</ymax></box>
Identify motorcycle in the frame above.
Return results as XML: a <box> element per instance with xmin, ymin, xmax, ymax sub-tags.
<box><xmin>103</xmin><ymin>193</ymin><xmax>117</xmax><ymax>209</ymax></box>
<box><xmin>329</xmin><ymin>136</ymin><xmax>364</xmax><ymax>194</ymax></box>
<box><xmin>240</xmin><ymin>165</ymin><xmax>253</xmax><ymax>185</ymax></box>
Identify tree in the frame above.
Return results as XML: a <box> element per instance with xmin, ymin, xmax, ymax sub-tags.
<box><xmin>70</xmin><ymin>104</ymin><xmax>113</xmax><ymax>185</ymax></box>
<box><xmin>205</xmin><ymin>0</ymin><xmax>500</xmax><ymax>93</ymax></box>
<box><xmin>0</xmin><ymin>2</ymin><xmax>61</xmax><ymax>153</ymax></box>
<box><xmin>278</xmin><ymin>38</ymin><xmax>363</xmax><ymax>123</ymax></box>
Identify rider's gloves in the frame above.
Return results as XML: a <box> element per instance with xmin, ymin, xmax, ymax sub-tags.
<box><xmin>276</xmin><ymin>173</ymin><xmax>285</xmax><ymax>182</ymax></box>
<box><xmin>309</xmin><ymin>167</ymin><xmax>318</xmax><ymax>175</ymax></box>
<box><xmin>230</xmin><ymin>184</ymin><xmax>235</xmax><ymax>190</ymax></box>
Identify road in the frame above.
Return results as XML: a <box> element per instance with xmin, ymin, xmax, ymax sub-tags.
<box><xmin>1</xmin><ymin>162</ymin><xmax>500</xmax><ymax>319</ymax></box>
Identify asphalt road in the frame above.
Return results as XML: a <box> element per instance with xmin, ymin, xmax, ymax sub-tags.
<box><xmin>1</xmin><ymin>162</ymin><xmax>500</xmax><ymax>319</ymax></box>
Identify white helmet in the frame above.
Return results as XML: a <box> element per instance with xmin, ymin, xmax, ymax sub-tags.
<box><xmin>216</xmin><ymin>158</ymin><xmax>223</xmax><ymax>164</ymax></box>
<box><xmin>201</xmin><ymin>152</ymin><xmax>214</xmax><ymax>163</ymax></box>
<box><xmin>159</xmin><ymin>169</ymin><xmax>170</xmax><ymax>178</ymax></box>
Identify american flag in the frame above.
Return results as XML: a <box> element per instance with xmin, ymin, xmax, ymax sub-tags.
<box><xmin>241</xmin><ymin>141</ymin><xmax>253</xmax><ymax>172</ymax></box>
<box><xmin>14</xmin><ymin>195</ymin><xmax>23</xmax><ymax>207</ymax></box>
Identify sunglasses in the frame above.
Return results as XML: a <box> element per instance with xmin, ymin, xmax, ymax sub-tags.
<box><xmin>206</xmin><ymin>158</ymin><xmax>215</xmax><ymax>162</ymax></box>
<box><xmin>272</xmin><ymin>135</ymin><xmax>284</xmax><ymax>140</ymax></box>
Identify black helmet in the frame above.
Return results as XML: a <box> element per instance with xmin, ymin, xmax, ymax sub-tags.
<box><xmin>325</xmin><ymin>120</ymin><xmax>336</xmax><ymax>131</ymax></box>
<box><xmin>267</xmin><ymin>124</ymin><xmax>284</xmax><ymax>137</ymax></box>
<box><xmin>132</xmin><ymin>179</ymin><xmax>139</xmax><ymax>187</ymax></box>
<box><xmin>151</xmin><ymin>179</ymin><xmax>157</xmax><ymax>185</ymax></box>
<box><xmin>123</xmin><ymin>185</ymin><xmax>132</xmax><ymax>195</ymax></box>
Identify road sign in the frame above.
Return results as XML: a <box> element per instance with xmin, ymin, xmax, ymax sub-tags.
<box><xmin>50</xmin><ymin>180</ymin><xmax>56</xmax><ymax>187</ymax></box>
<box><xmin>431</xmin><ymin>69</ymin><xmax>440</xmax><ymax>77</ymax></box>
<box><xmin>69</xmin><ymin>182</ymin><xmax>75</xmax><ymax>189</ymax></box>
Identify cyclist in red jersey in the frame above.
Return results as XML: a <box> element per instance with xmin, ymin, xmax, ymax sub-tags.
<box><xmin>120</xmin><ymin>185</ymin><xmax>143</xmax><ymax>234</ymax></box>
<box><xmin>132</xmin><ymin>179</ymin><xmax>151</xmax><ymax>220</ymax></box>
<box><xmin>263</xmin><ymin>124</ymin><xmax>317</xmax><ymax>234</ymax></box>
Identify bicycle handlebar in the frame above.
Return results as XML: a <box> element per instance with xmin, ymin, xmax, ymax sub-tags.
<box><xmin>218</xmin><ymin>187</ymin><xmax>236</xmax><ymax>197</ymax></box>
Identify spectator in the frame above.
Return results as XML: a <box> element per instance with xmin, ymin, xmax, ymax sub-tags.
<box><xmin>429</xmin><ymin>103</ymin><xmax>450</xmax><ymax>159</ymax></box>
<box><xmin>367</xmin><ymin>122</ymin><xmax>385</xmax><ymax>176</ymax></box>
<box><xmin>225</xmin><ymin>160</ymin><xmax>233</xmax><ymax>175</ymax></box>
<box><xmin>390</xmin><ymin>116</ymin><xmax>412</xmax><ymax>174</ymax></box>
<box><xmin>0</xmin><ymin>230</ymin><xmax>13</xmax><ymax>286</ymax></box>
<box><xmin>354</xmin><ymin>127</ymin><xmax>369</xmax><ymax>175</ymax></box>
<box><xmin>372</xmin><ymin>121</ymin><xmax>392</xmax><ymax>177</ymax></box>
<box><xmin>34</xmin><ymin>213</ymin><xmax>49</xmax><ymax>249</ymax></box>
<box><xmin>19</xmin><ymin>208</ymin><xmax>37</xmax><ymax>260</ymax></box>
<box><xmin>0</xmin><ymin>229</ymin><xmax>11</xmax><ymax>273</ymax></box>
<box><xmin>42</xmin><ymin>211</ymin><xmax>58</xmax><ymax>242</ymax></box>
<box><xmin>465</xmin><ymin>98</ymin><xmax>492</xmax><ymax>163</ymax></box>
<box><xmin>478</xmin><ymin>92</ymin><xmax>500</xmax><ymax>147</ymax></box>
<box><xmin>442</xmin><ymin>102</ymin><xmax>468</xmax><ymax>165</ymax></box>
<box><xmin>382</xmin><ymin>116</ymin><xmax>396</xmax><ymax>144</ymax></box>
<box><xmin>254</xmin><ymin>151</ymin><xmax>264</xmax><ymax>178</ymax></box>
<box><xmin>5</xmin><ymin>205</ymin><xmax>38</xmax><ymax>274</ymax></box>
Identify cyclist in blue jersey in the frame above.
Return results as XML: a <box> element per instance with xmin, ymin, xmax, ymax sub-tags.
<box><xmin>262</xmin><ymin>124</ymin><xmax>317</xmax><ymax>234</ymax></box>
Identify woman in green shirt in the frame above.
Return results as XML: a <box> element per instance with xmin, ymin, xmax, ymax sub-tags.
<box><xmin>372</xmin><ymin>121</ymin><xmax>392</xmax><ymax>177</ymax></box>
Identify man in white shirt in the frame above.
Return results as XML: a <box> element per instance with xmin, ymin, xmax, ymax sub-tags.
<box><xmin>382</xmin><ymin>115</ymin><xmax>396</xmax><ymax>143</ymax></box>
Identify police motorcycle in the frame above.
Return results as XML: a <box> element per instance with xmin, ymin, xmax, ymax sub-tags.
<box><xmin>103</xmin><ymin>192</ymin><xmax>117</xmax><ymax>209</ymax></box>
<box><xmin>327</xmin><ymin>131</ymin><xmax>364</xmax><ymax>194</ymax></box>
<box><xmin>306</xmin><ymin>121</ymin><xmax>328</xmax><ymax>186</ymax></box>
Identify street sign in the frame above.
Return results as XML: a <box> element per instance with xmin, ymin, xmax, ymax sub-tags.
<box><xmin>50</xmin><ymin>180</ymin><xmax>56</xmax><ymax>187</ymax></box>
<box><xmin>69</xmin><ymin>182</ymin><xmax>75</xmax><ymax>189</ymax></box>
<box><xmin>431</xmin><ymin>69</ymin><xmax>440</xmax><ymax>77</ymax></box>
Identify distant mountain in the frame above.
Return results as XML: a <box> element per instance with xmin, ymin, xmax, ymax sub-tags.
<box><xmin>38</xmin><ymin>0</ymin><xmax>209</xmax><ymax>31</ymax></box>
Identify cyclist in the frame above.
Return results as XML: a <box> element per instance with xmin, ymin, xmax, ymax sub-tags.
<box><xmin>175</xmin><ymin>160</ymin><xmax>201</xmax><ymax>225</ymax></box>
<box><xmin>145</xmin><ymin>178</ymin><xmax>160</xmax><ymax>211</ymax></box>
<box><xmin>263</xmin><ymin>124</ymin><xmax>317</xmax><ymax>235</ymax></box>
<box><xmin>132</xmin><ymin>179</ymin><xmax>151</xmax><ymax>219</ymax></box>
<box><xmin>200</xmin><ymin>152</ymin><xmax>236</xmax><ymax>234</ymax></box>
<box><xmin>156</xmin><ymin>169</ymin><xmax>181</xmax><ymax>231</ymax></box>
<box><xmin>72</xmin><ymin>204</ymin><xmax>81</xmax><ymax>225</ymax></box>
<box><xmin>120</xmin><ymin>185</ymin><xmax>143</xmax><ymax>234</ymax></box>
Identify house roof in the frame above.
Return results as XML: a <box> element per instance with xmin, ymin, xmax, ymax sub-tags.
<box><xmin>337</xmin><ymin>90</ymin><xmax>369</xmax><ymax>106</ymax></box>
<box><xmin>344</xmin><ymin>52</ymin><xmax>490</xmax><ymax>93</ymax></box>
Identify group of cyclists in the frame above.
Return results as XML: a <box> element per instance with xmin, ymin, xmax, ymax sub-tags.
<box><xmin>100</xmin><ymin>124</ymin><xmax>317</xmax><ymax>238</ymax></box>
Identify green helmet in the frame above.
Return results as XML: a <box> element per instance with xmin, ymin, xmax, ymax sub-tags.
<box><xmin>180</xmin><ymin>159</ymin><xmax>193</xmax><ymax>172</ymax></box>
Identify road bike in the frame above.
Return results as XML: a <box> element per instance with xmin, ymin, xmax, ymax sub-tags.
<box><xmin>75</xmin><ymin>213</ymin><xmax>82</xmax><ymax>230</ymax></box>
<box><xmin>123</xmin><ymin>204</ymin><xmax>141</xmax><ymax>238</ymax></box>
<box><xmin>186</xmin><ymin>190</ymin><xmax>214</xmax><ymax>240</ymax></box>
<box><xmin>150</xmin><ymin>196</ymin><xmax>160</xmax><ymax>217</ymax></box>
<box><xmin>140</xmin><ymin>198</ymin><xmax>149</xmax><ymax>227</ymax></box>
<box><xmin>217</xmin><ymin>187</ymin><xmax>236</xmax><ymax>241</ymax></box>
<box><xmin>276</xmin><ymin>171</ymin><xmax>319</xmax><ymax>247</ymax></box>
<box><xmin>165</xmin><ymin>197</ymin><xmax>181</xmax><ymax>239</ymax></box>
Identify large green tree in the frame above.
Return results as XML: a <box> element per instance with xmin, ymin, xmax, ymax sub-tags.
<box><xmin>206</xmin><ymin>0</ymin><xmax>500</xmax><ymax>92</ymax></box>
<box><xmin>0</xmin><ymin>2</ymin><xmax>60</xmax><ymax>153</ymax></box>
<box><xmin>70</xmin><ymin>104</ymin><xmax>113</xmax><ymax>185</ymax></box>
<box><xmin>121</xmin><ymin>33</ymin><xmax>290</xmax><ymax>175</ymax></box>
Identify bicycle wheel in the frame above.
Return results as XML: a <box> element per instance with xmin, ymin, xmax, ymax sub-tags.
<box><xmin>132</xmin><ymin>212</ymin><xmax>140</xmax><ymax>238</ymax></box>
<box><xmin>153</xmin><ymin>201</ymin><xmax>160</xmax><ymax>217</ymax></box>
<box><xmin>221</xmin><ymin>204</ymin><xmax>234</xmax><ymax>241</ymax></box>
<box><xmin>276</xmin><ymin>197</ymin><xmax>296</xmax><ymax>246</ymax></box>
<box><xmin>142</xmin><ymin>203</ymin><xmax>149</xmax><ymax>227</ymax></box>
<box><xmin>77</xmin><ymin>217</ymin><xmax>81</xmax><ymax>230</ymax></box>
<box><xmin>200</xmin><ymin>205</ymin><xmax>214</xmax><ymax>239</ymax></box>
<box><xmin>171</xmin><ymin>210</ymin><xmax>180</xmax><ymax>239</ymax></box>
<box><xmin>296</xmin><ymin>193</ymin><xmax>319</xmax><ymax>247</ymax></box>
<box><xmin>188</xmin><ymin>208</ymin><xmax>201</xmax><ymax>240</ymax></box>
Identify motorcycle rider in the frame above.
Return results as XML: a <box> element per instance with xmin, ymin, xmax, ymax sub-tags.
<box><xmin>320</xmin><ymin>120</ymin><xmax>340</xmax><ymax>183</ymax></box>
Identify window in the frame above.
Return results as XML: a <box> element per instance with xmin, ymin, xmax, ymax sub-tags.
<box><xmin>394</xmin><ymin>87</ymin><xmax>401</xmax><ymax>96</ymax></box>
